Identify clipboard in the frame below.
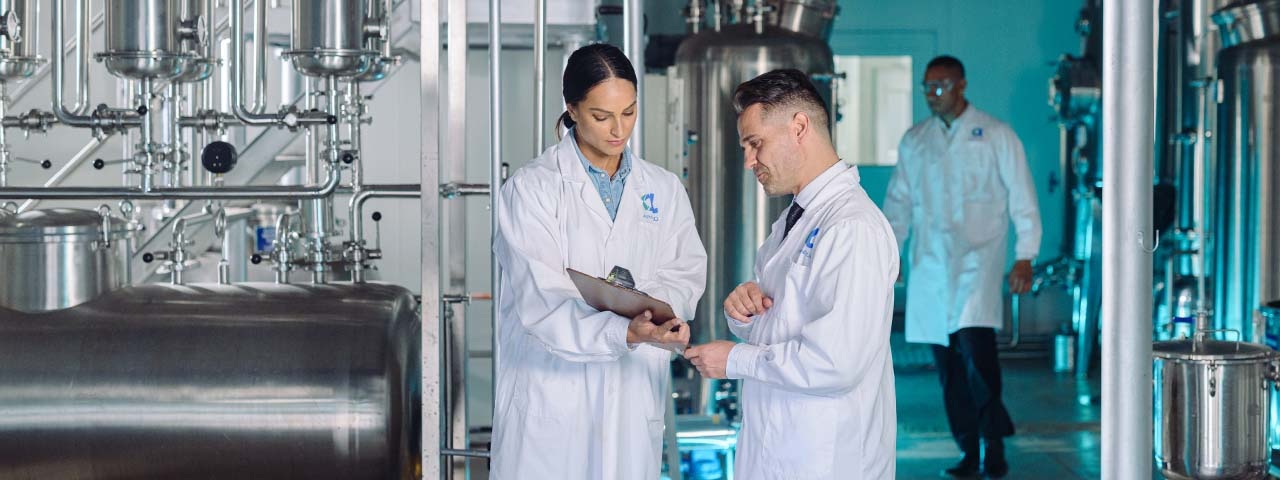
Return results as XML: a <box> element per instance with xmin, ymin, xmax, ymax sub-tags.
<box><xmin>567</xmin><ymin>268</ymin><xmax>686</xmax><ymax>355</ymax></box>
<box><xmin>566</xmin><ymin>268</ymin><xmax>678</xmax><ymax>324</ymax></box>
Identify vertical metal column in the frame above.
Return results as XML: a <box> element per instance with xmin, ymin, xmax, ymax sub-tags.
<box><xmin>534</xmin><ymin>0</ymin><xmax>546</xmax><ymax>153</ymax></box>
<box><xmin>489</xmin><ymin>0</ymin><xmax>503</xmax><ymax>450</ymax></box>
<box><xmin>624</xmin><ymin>0</ymin><xmax>644</xmax><ymax>157</ymax></box>
<box><xmin>420</xmin><ymin>0</ymin><xmax>443</xmax><ymax>476</ymax></box>
<box><xmin>1102</xmin><ymin>0</ymin><xmax>1155</xmax><ymax>477</ymax></box>
<box><xmin>444</xmin><ymin>0</ymin><xmax>469</xmax><ymax>476</ymax></box>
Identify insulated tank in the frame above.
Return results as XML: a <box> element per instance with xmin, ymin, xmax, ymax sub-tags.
<box><xmin>0</xmin><ymin>282</ymin><xmax>420</xmax><ymax>479</ymax></box>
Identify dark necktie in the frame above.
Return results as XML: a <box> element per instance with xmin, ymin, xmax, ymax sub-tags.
<box><xmin>783</xmin><ymin>203</ymin><xmax>805</xmax><ymax>239</ymax></box>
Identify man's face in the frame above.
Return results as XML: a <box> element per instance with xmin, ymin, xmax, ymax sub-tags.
<box><xmin>737</xmin><ymin>104</ymin><xmax>798</xmax><ymax>196</ymax></box>
<box><xmin>923</xmin><ymin>66</ymin><xmax>966</xmax><ymax>117</ymax></box>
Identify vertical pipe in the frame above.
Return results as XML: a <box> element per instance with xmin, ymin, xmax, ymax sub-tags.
<box><xmin>488</xmin><ymin>0</ymin><xmax>503</xmax><ymax>464</ymax></box>
<box><xmin>251</xmin><ymin>0</ymin><xmax>267</xmax><ymax>114</ymax></box>
<box><xmin>140</xmin><ymin>77</ymin><xmax>156</xmax><ymax>192</ymax></box>
<box><xmin>421</xmin><ymin>0</ymin><xmax>443</xmax><ymax>476</ymax></box>
<box><xmin>1101</xmin><ymin>0</ymin><xmax>1154</xmax><ymax>477</ymax></box>
<box><xmin>623</xmin><ymin>0</ymin><xmax>644</xmax><ymax>157</ymax></box>
<box><xmin>72</xmin><ymin>0</ymin><xmax>91</xmax><ymax>115</ymax></box>
<box><xmin>534</xmin><ymin>0</ymin><xmax>546</xmax><ymax>152</ymax></box>
<box><xmin>444</xmin><ymin>0</ymin><xmax>468</xmax><ymax>475</ymax></box>
<box><xmin>0</xmin><ymin>81</ymin><xmax>8</xmax><ymax>188</ymax></box>
<box><xmin>347</xmin><ymin>81</ymin><xmax>364</xmax><ymax>192</ymax></box>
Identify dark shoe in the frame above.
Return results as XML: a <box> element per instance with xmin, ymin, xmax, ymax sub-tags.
<box><xmin>941</xmin><ymin>454</ymin><xmax>981</xmax><ymax>478</ymax></box>
<box><xmin>983</xmin><ymin>437</ymin><xmax>1008</xmax><ymax>478</ymax></box>
<box><xmin>982</xmin><ymin>460</ymin><xmax>1008</xmax><ymax>479</ymax></box>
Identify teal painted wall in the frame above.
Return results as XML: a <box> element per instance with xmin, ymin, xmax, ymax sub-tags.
<box><xmin>828</xmin><ymin>0</ymin><xmax>1084</xmax><ymax>262</ymax></box>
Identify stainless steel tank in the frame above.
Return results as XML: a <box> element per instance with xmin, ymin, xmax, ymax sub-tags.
<box><xmin>0</xmin><ymin>208</ymin><xmax>130</xmax><ymax>313</ymax></box>
<box><xmin>674</xmin><ymin>22</ymin><xmax>833</xmax><ymax>415</ymax></box>
<box><xmin>284</xmin><ymin>0</ymin><xmax>381</xmax><ymax>78</ymax></box>
<box><xmin>768</xmin><ymin>0</ymin><xmax>838</xmax><ymax>39</ymax></box>
<box><xmin>0</xmin><ymin>282</ymin><xmax>420</xmax><ymax>479</ymax></box>
<box><xmin>675</xmin><ymin>23</ymin><xmax>833</xmax><ymax>345</ymax></box>
<box><xmin>0</xmin><ymin>0</ymin><xmax>44</xmax><ymax>80</ymax></box>
<box><xmin>1153</xmin><ymin>334</ymin><xmax>1278</xmax><ymax>479</ymax></box>
<box><xmin>98</xmin><ymin>0</ymin><xmax>203</xmax><ymax>80</ymax></box>
<box><xmin>1210</xmin><ymin>0</ymin><xmax>1280</xmax><ymax>341</ymax></box>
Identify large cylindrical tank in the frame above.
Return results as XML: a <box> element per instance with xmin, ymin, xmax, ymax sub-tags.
<box><xmin>0</xmin><ymin>209</ymin><xmax>131</xmax><ymax>313</ymax></box>
<box><xmin>675</xmin><ymin>24</ymin><xmax>833</xmax><ymax>345</ymax></box>
<box><xmin>285</xmin><ymin>0</ymin><xmax>380</xmax><ymax>78</ymax></box>
<box><xmin>1211</xmin><ymin>0</ymin><xmax>1280</xmax><ymax>340</ymax></box>
<box><xmin>0</xmin><ymin>282</ymin><xmax>420</xmax><ymax>479</ymax></box>
<box><xmin>99</xmin><ymin>0</ymin><xmax>202</xmax><ymax>80</ymax></box>
<box><xmin>673</xmin><ymin>23</ymin><xmax>832</xmax><ymax>417</ymax></box>
<box><xmin>0</xmin><ymin>0</ymin><xmax>44</xmax><ymax>80</ymax></box>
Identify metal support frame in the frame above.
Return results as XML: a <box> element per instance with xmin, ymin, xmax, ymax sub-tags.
<box><xmin>420</xmin><ymin>0</ymin><xmax>443</xmax><ymax>476</ymax></box>
<box><xmin>1101</xmin><ymin>0</ymin><xmax>1155</xmax><ymax>477</ymax></box>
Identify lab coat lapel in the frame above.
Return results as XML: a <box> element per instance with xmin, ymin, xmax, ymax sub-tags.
<box><xmin>554</xmin><ymin>135</ymin><xmax>613</xmax><ymax>226</ymax></box>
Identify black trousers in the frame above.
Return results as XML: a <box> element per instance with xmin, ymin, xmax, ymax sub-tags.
<box><xmin>931</xmin><ymin>327</ymin><xmax>1015</xmax><ymax>455</ymax></box>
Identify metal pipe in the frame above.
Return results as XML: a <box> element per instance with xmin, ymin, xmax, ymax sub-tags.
<box><xmin>488</xmin><ymin>2</ymin><xmax>503</xmax><ymax>476</ymax></box>
<box><xmin>228</xmin><ymin>0</ymin><xmax>329</xmax><ymax>127</ymax></box>
<box><xmin>623</xmin><ymin>0</ymin><xmax>644</xmax><ymax>157</ymax></box>
<box><xmin>441</xmin><ymin>448</ymin><xmax>490</xmax><ymax>459</ymax></box>
<box><xmin>534</xmin><ymin>0</ymin><xmax>546</xmax><ymax>152</ymax></box>
<box><xmin>52</xmin><ymin>0</ymin><xmax>140</xmax><ymax>129</ymax></box>
<box><xmin>1101</xmin><ymin>0</ymin><xmax>1154</xmax><ymax>477</ymax></box>
<box><xmin>70</xmin><ymin>0</ymin><xmax>91</xmax><ymax>115</ymax></box>
<box><xmin>273</xmin><ymin>211</ymin><xmax>292</xmax><ymax>284</ymax></box>
<box><xmin>440</xmin><ymin>182</ymin><xmax>490</xmax><ymax>197</ymax></box>
<box><xmin>250</xmin><ymin>0</ymin><xmax>267</xmax><ymax>114</ymax></box>
<box><xmin>0</xmin><ymin>164</ymin><xmax>340</xmax><ymax>200</ymax></box>
<box><xmin>420</xmin><ymin>0</ymin><xmax>443</xmax><ymax>474</ymax></box>
<box><xmin>139</xmin><ymin>78</ymin><xmax>156</xmax><ymax>192</ymax></box>
<box><xmin>0</xmin><ymin>82</ymin><xmax>9</xmax><ymax>188</ymax></box>
<box><xmin>349</xmin><ymin>184</ymin><xmax>420</xmax><ymax>243</ymax></box>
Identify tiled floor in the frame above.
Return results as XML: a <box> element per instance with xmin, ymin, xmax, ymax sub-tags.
<box><xmin>894</xmin><ymin>352</ymin><xmax>1104</xmax><ymax>479</ymax></box>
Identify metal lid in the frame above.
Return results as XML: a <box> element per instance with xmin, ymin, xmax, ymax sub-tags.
<box><xmin>1153</xmin><ymin>339</ymin><xmax>1276</xmax><ymax>361</ymax></box>
<box><xmin>0</xmin><ymin>208</ymin><xmax>128</xmax><ymax>240</ymax></box>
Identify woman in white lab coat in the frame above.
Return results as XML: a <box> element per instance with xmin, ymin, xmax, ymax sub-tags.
<box><xmin>490</xmin><ymin>43</ymin><xmax>707</xmax><ymax>480</ymax></box>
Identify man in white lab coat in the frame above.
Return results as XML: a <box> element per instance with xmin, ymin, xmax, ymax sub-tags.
<box><xmin>883</xmin><ymin>55</ymin><xmax>1042</xmax><ymax>479</ymax></box>
<box><xmin>686</xmin><ymin>69</ymin><xmax>899</xmax><ymax>480</ymax></box>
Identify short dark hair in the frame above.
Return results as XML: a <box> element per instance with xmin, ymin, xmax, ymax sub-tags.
<box><xmin>557</xmin><ymin>43</ymin><xmax>638</xmax><ymax>135</ymax></box>
<box><xmin>926</xmin><ymin>55</ymin><xmax>965</xmax><ymax>78</ymax></box>
<box><xmin>733</xmin><ymin>69</ymin><xmax>830</xmax><ymax>132</ymax></box>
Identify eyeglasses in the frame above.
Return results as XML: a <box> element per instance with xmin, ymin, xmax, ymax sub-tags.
<box><xmin>922</xmin><ymin>79</ymin><xmax>956</xmax><ymax>97</ymax></box>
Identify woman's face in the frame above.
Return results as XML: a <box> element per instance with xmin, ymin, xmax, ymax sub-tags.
<box><xmin>568</xmin><ymin>77</ymin><xmax>637</xmax><ymax>162</ymax></box>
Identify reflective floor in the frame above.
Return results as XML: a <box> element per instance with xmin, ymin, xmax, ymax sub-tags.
<box><xmin>892</xmin><ymin>333</ymin><xmax>1103</xmax><ymax>479</ymax></box>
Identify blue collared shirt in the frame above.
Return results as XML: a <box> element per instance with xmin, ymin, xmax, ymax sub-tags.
<box><xmin>570</xmin><ymin>128</ymin><xmax>632</xmax><ymax>221</ymax></box>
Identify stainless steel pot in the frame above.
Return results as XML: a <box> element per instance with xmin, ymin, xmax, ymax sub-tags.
<box><xmin>0</xmin><ymin>208</ymin><xmax>131</xmax><ymax>313</ymax></box>
<box><xmin>1154</xmin><ymin>331</ymin><xmax>1279</xmax><ymax>479</ymax></box>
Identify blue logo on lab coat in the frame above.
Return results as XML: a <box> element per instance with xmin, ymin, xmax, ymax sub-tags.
<box><xmin>972</xmin><ymin>127</ymin><xmax>984</xmax><ymax>138</ymax></box>
<box><xmin>796</xmin><ymin>227</ymin><xmax>821</xmax><ymax>266</ymax></box>
<box><xmin>641</xmin><ymin>193</ymin><xmax>660</xmax><ymax>222</ymax></box>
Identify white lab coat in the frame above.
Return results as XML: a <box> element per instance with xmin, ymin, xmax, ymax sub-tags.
<box><xmin>883</xmin><ymin>105</ymin><xmax>1042</xmax><ymax>346</ymax></box>
<box><xmin>490</xmin><ymin>133</ymin><xmax>707</xmax><ymax>480</ymax></box>
<box><xmin>725</xmin><ymin>163</ymin><xmax>899</xmax><ymax>480</ymax></box>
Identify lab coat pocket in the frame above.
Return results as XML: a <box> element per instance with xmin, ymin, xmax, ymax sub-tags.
<box><xmin>767</xmin><ymin>397</ymin><xmax>838</xmax><ymax>477</ymax></box>
<box><xmin>960</xmin><ymin>199</ymin><xmax>1004</xmax><ymax>246</ymax></box>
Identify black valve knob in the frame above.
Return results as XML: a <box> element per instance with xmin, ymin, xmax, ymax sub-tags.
<box><xmin>201</xmin><ymin>141</ymin><xmax>238</xmax><ymax>174</ymax></box>
<box><xmin>326</xmin><ymin>115</ymin><xmax>338</xmax><ymax>125</ymax></box>
<box><xmin>371</xmin><ymin>211</ymin><xmax>382</xmax><ymax>222</ymax></box>
<box><xmin>341</xmin><ymin>151</ymin><xmax>355</xmax><ymax>164</ymax></box>
<box><xmin>142</xmin><ymin>252</ymin><xmax>154</xmax><ymax>263</ymax></box>
<box><xmin>250</xmin><ymin>253</ymin><xmax>262</xmax><ymax>265</ymax></box>
<box><xmin>93</xmin><ymin>158</ymin><xmax>105</xmax><ymax>170</ymax></box>
<box><xmin>136</xmin><ymin>105</ymin><xmax>148</xmax><ymax>116</ymax></box>
<box><xmin>40</xmin><ymin>160</ymin><xmax>51</xmax><ymax>169</ymax></box>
